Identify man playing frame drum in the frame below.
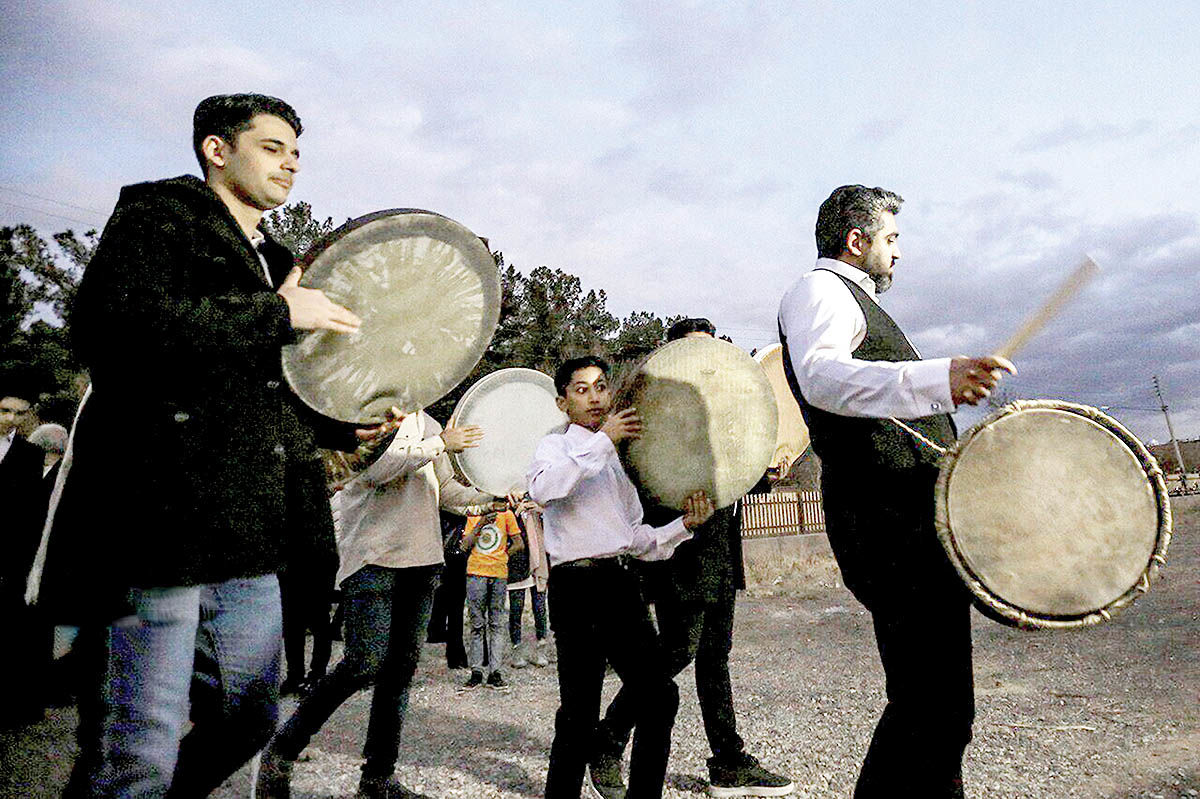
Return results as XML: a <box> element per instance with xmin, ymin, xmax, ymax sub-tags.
<box><xmin>593</xmin><ymin>319</ymin><xmax>795</xmax><ymax>798</ymax></box>
<box><xmin>527</xmin><ymin>356</ymin><xmax>714</xmax><ymax>799</ymax></box>
<box><xmin>777</xmin><ymin>185</ymin><xmax>1014</xmax><ymax>798</ymax></box>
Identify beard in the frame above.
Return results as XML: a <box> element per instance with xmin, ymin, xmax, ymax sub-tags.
<box><xmin>870</xmin><ymin>272</ymin><xmax>892</xmax><ymax>294</ymax></box>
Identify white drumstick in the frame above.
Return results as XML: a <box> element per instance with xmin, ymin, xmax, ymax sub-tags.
<box><xmin>994</xmin><ymin>255</ymin><xmax>1099</xmax><ymax>360</ymax></box>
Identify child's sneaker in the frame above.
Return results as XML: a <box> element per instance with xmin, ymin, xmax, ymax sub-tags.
<box><xmin>510</xmin><ymin>643</ymin><xmax>528</xmax><ymax>669</ymax></box>
<box><xmin>458</xmin><ymin>670</ymin><xmax>484</xmax><ymax>692</ymax></box>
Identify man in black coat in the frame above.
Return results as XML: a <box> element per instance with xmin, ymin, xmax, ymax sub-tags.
<box><xmin>591</xmin><ymin>320</ymin><xmax>795</xmax><ymax>799</ymax></box>
<box><xmin>0</xmin><ymin>392</ymin><xmax>52</xmax><ymax>728</ymax></box>
<box><xmin>31</xmin><ymin>94</ymin><xmax>366</xmax><ymax>798</ymax></box>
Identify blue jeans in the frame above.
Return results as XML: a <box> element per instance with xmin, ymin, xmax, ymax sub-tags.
<box><xmin>271</xmin><ymin>564</ymin><xmax>438</xmax><ymax>779</ymax></box>
<box><xmin>465</xmin><ymin>574</ymin><xmax>507</xmax><ymax>674</ymax></box>
<box><xmin>69</xmin><ymin>575</ymin><xmax>282</xmax><ymax>798</ymax></box>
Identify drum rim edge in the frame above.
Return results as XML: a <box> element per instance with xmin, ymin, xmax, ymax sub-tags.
<box><xmin>282</xmin><ymin>208</ymin><xmax>501</xmax><ymax>424</ymax></box>
<box><xmin>448</xmin><ymin>367</ymin><xmax>565</xmax><ymax>496</ymax></box>
<box><xmin>934</xmin><ymin>399</ymin><xmax>1172</xmax><ymax>630</ymax></box>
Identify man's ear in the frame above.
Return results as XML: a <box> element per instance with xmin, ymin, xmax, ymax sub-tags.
<box><xmin>201</xmin><ymin>135</ymin><xmax>228</xmax><ymax>171</ymax></box>
<box><xmin>844</xmin><ymin>227</ymin><xmax>867</xmax><ymax>257</ymax></box>
<box><xmin>555</xmin><ymin>396</ymin><xmax>567</xmax><ymax>413</ymax></box>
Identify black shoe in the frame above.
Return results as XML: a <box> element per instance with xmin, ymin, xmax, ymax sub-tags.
<box><xmin>255</xmin><ymin>745</ymin><xmax>295</xmax><ymax>799</ymax></box>
<box><xmin>486</xmin><ymin>671</ymin><xmax>509</xmax><ymax>691</ymax></box>
<box><xmin>461</xmin><ymin>670</ymin><xmax>484</xmax><ymax>690</ymax></box>
<box><xmin>707</xmin><ymin>753</ymin><xmax>795</xmax><ymax>797</ymax></box>
<box><xmin>587</xmin><ymin>749</ymin><xmax>627</xmax><ymax>799</ymax></box>
<box><xmin>357</xmin><ymin>774</ymin><xmax>431</xmax><ymax>799</ymax></box>
<box><xmin>279</xmin><ymin>676</ymin><xmax>304</xmax><ymax>697</ymax></box>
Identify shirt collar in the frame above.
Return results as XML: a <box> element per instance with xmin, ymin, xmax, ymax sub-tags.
<box><xmin>248</xmin><ymin>229</ymin><xmax>266</xmax><ymax>249</ymax></box>
<box><xmin>813</xmin><ymin>257</ymin><xmax>877</xmax><ymax>298</ymax></box>
<box><xmin>565</xmin><ymin>423</ymin><xmax>599</xmax><ymax>440</ymax></box>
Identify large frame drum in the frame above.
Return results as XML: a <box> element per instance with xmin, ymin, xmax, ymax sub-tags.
<box><xmin>935</xmin><ymin>400</ymin><xmax>1171</xmax><ymax>629</ymax></box>
<box><xmin>753</xmin><ymin>343</ymin><xmax>811</xmax><ymax>474</ymax></box>
<box><xmin>449</xmin><ymin>368</ymin><xmax>568</xmax><ymax>496</ymax></box>
<box><xmin>621</xmin><ymin>337</ymin><xmax>777</xmax><ymax>510</ymax></box>
<box><xmin>282</xmin><ymin>209</ymin><xmax>500</xmax><ymax>424</ymax></box>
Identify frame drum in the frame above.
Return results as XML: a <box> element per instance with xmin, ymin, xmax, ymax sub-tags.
<box><xmin>282</xmin><ymin>209</ymin><xmax>500</xmax><ymax>424</ymax></box>
<box><xmin>449</xmin><ymin>368</ymin><xmax>568</xmax><ymax>496</ymax></box>
<box><xmin>622</xmin><ymin>337</ymin><xmax>778</xmax><ymax>510</ymax></box>
<box><xmin>753</xmin><ymin>343</ymin><xmax>811</xmax><ymax>473</ymax></box>
<box><xmin>935</xmin><ymin>400</ymin><xmax>1171</xmax><ymax>629</ymax></box>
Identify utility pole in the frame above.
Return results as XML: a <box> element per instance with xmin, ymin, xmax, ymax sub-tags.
<box><xmin>1153</xmin><ymin>375</ymin><xmax>1189</xmax><ymax>491</ymax></box>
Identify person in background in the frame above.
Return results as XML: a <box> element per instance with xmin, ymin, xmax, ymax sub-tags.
<box><xmin>459</xmin><ymin>498</ymin><xmax>524</xmax><ymax>690</ymax></box>
<box><xmin>506</xmin><ymin>499</ymin><xmax>550</xmax><ymax>669</ymax></box>
<box><xmin>259</xmin><ymin>411</ymin><xmax>494</xmax><ymax>799</ymax></box>
<box><xmin>1</xmin><ymin>392</ymin><xmax>52</xmax><ymax>728</ymax></box>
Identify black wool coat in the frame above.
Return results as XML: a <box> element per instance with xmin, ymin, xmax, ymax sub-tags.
<box><xmin>37</xmin><ymin>175</ymin><xmax>354</xmax><ymax>623</ymax></box>
<box><xmin>1</xmin><ymin>435</ymin><xmax>49</xmax><ymax>604</ymax></box>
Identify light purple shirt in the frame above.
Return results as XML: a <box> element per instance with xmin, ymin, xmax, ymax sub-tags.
<box><xmin>526</xmin><ymin>424</ymin><xmax>692</xmax><ymax>566</ymax></box>
<box><xmin>778</xmin><ymin>257</ymin><xmax>954</xmax><ymax>419</ymax></box>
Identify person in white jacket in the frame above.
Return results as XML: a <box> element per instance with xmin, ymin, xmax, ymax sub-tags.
<box><xmin>259</xmin><ymin>410</ymin><xmax>496</xmax><ymax>799</ymax></box>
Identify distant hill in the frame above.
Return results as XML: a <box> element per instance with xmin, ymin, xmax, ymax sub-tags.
<box><xmin>1148</xmin><ymin>439</ymin><xmax>1200</xmax><ymax>473</ymax></box>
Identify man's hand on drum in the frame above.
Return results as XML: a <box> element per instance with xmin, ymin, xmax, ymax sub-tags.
<box><xmin>441</xmin><ymin>424</ymin><xmax>484</xmax><ymax>453</ymax></box>
<box><xmin>681</xmin><ymin>490</ymin><xmax>715</xmax><ymax>530</ymax></box>
<box><xmin>949</xmin><ymin>355</ymin><xmax>1017</xmax><ymax>406</ymax></box>
<box><xmin>278</xmin><ymin>266</ymin><xmax>362</xmax><ymax>333</ymax></box>
<box><xmin>601</xmin><ymin>408</ymin><xmax>642</xmax><ymax>444</ymax></box>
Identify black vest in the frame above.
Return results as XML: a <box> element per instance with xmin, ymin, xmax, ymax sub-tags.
<box><xmin>779</xmin><ymin>270</ymin><xmax>956</xmax><ymax>479</ymax></box>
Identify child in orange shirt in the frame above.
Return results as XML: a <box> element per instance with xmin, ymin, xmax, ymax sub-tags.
<box><xmin>459</xmin><ymin>499</ymin><xmax>524</xmax><ymax>689</ymax></box>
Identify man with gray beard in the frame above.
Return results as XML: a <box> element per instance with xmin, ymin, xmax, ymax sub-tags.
<box><xmin>778</xmin><ymin>185</ymin><xmax>1013</xmax><ymax>798</ymax></box>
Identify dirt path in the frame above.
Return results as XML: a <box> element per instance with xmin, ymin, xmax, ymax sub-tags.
<box><xmin>3</xmin><ymin>497</ymin><xmax>1196</xmax><ymax>798</ymax></box>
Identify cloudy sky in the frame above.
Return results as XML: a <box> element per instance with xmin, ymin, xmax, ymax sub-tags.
<box><xmin>2</xmin><ymin>0</ymin><xmax>1197</xmax><ymax>444</ymax></box>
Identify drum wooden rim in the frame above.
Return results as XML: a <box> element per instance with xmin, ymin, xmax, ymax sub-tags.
<box><xmin>282</xmin><ymin>209</ymin><xmax>500</xmax><ymax>424</ymax></box>
<box><xmin>448</xmin><ymin>367</ymin><xmax>567</xmax><ymax>496</ymax></box>
<box><xmin>935</xmin><ymin>400</ymin><xmax>1171</xmax><ymax>630</ymax></box>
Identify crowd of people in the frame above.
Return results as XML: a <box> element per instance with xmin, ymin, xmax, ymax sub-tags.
<box><xmin>3</xmin><ymin>91</ymin><xmax>1016</xmax><ymax>799</ymax></box>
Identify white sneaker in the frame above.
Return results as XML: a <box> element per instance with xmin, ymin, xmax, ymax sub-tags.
<box><xmin>510</xmin><ymin>643</ymin><xmax>528</xmax><ymax>668</ymax></box>
<box><xmin>531</xmin><ymin>640</ymin><xmax>550</xmax><ymax>667</ymax></box>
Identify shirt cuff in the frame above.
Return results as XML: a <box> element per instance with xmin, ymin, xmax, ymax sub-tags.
<box><xmin>636</xmin><ymin>517</ymin><xmax>693</xmax><ymax>562</ymax></box>
<box><xmin>908</xmin><ymin>357</ymin><xmax>955</xmax><ymax>416</ymax></box>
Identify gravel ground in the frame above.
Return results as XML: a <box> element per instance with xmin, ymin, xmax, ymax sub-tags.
<box><xmin>3</xmin><ymin>496</ymin><xmax>1196</xmax><ymax>799</ymax></box>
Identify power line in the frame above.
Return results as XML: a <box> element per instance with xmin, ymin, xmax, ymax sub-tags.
<box><xmin>0</xmin><ymin>184</ymin><xmax>108</xmax><ymax>216</ymax></box>
<box><xmin>0</xmin><ymin>199</ymin><xmax>101</xmax><ymax>227</ymax></box>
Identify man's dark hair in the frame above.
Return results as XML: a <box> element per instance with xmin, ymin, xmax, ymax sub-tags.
<box><xmin>667</xmin><ymin>317</ymin><xmax>716</xmax><ymax>341</ymax></box>
<box><xmin>554</xmin><ymin>355</ymin><xmax>610</xmax><ymax>396</ymax></box>
<box><xmin>192</xmin><ymin>93</ymin><xmax>303</xmax><ymax>175</ymax></box>
<box><xmin>814</xmin><ymin>185</ymin><xmax>903</xmax><ymax>259</ymax></box>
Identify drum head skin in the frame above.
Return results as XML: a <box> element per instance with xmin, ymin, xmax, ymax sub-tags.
<box><xmin>753</xmin><ymin>343</ymin><xmax>811</xmax><ymax>473</ymax></box>
<box><xmin>937</xmin><ymin>401</ymin><xmax>1171</xmax><ymax>629</ymax></box>
<box><xmin>282</xmin><ymin>210</ymin><xmax>500</xmax><ymax>423</ymax></box>
<box><xmin>450</xmin><ymin>368</ymin><xmax>568</xmax><ymax>496</ymax></box>
<box><xmin>622</xmin><ymin>337</ymin><xmax>778</xmax><ymax>510</ymax></box>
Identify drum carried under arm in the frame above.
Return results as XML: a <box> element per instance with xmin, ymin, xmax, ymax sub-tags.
<box><xmin>934</xmin><ymin>400</ymin><xmax>1171</xmax><ymax>630</ymax></box>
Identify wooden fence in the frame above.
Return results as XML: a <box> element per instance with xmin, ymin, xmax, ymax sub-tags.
<box><xmin>739</xmin><ymin>490</ymin><xmax>825</xmax><ymax>538</ymax></box>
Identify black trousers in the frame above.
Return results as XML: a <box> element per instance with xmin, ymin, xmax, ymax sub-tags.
<box><xmin>278</xmin><ymin>571</ymin><xmax>335</xmax><ymax>683</ymax></box>
<box><xmin>545</xmin><ymin>560</ymin><xmax>679</xmax><ymax>799</ymax></box>
<box><xmin>596</xmin><ymin>584</ymin><xmax>745</xmax><ymax>766</ymax></box>
<box><xmin>822</xmin><ymin>467</ymin><xmax>975</xmax><ymax>799</ymax></box>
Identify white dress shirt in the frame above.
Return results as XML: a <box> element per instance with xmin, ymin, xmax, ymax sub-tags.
<box><xmin>334</xmin><ymin>411</ymin><xmax>492</xmax><ymax>586</ymax></box>
<box><xmin>526</xmin><ymin>424</ymin><xmax>692</xmax><ymax>566</ymax></box>
<box><xmin>778</xmin><ymin>257</ymin><xmax>954</xmax><ymax>420</ymax></box>
<box><xmin>0</xmin><ymin>429</ymin><xmax>13</xmax><ymax>463</ymax></box>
